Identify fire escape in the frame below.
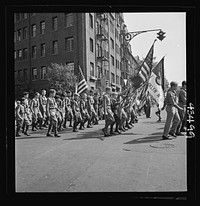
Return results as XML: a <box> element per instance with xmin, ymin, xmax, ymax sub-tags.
<box><xmin>96</xmin><ymin>13</ymin><xmax>109</xmax><ymax>88</ymax></box>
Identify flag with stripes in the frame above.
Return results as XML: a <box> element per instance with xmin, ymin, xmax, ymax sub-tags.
<box><xmin>138</xmin><ymin>81</ymin><xmax>149</xmax><ymax>110</ymax></box>
<box><xmin>77</xmin><ymin>66</ymin><xmax>88</xmax><ymax>95</ymax></box>
<box><xmin>138</xmin><ymin>41</ymin><xmax>155</xmax><ymax>83</ymax></box>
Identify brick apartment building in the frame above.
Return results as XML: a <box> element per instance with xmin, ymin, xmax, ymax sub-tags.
<box><xmin>14</xmin><ymin>12</ymin><xmax>138</xmax><ymax>97</ymax></box>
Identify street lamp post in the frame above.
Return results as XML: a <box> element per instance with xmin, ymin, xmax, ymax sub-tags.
<box><xmin>123</xmin><ymin>28</ymin><xmax>166</xmax><ymax>45</ymax></box>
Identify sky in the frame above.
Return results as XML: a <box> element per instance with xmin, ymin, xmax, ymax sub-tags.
<box><xmin>123</xmin><ymin>12</ymin><xmax>186</xmax><ymax>86</ymax></box>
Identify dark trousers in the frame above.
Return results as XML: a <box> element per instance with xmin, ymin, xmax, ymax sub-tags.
<box><xmin>144</xmin><ymin>105</ymin><xmax>151</xmax><ymax>118</ymax></box>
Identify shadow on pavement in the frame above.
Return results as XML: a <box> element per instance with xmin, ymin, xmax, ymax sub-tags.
<box><xmin>63</xmin><ymin>129</ymin><xmax>103</xmax><ymax>140</ymax></box>
<box><xmin>15</xmin><ymin>135</ymin><xmax>52</xmax><ymax>140</ymax></box>
<box><xmin>124</xmin><ymin>133</ymin><xmax>164</xmax><ymax>145</ymax></box>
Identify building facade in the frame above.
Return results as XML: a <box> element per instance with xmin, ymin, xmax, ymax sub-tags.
<box><xmin>14</xmin><ymin>12</ymin><xmax>138</xmax><ymax>97</ymax></box>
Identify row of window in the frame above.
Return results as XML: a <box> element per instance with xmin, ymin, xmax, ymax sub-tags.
<box><xmin>14</xmin><ymin>13</ymin><xmax>73</xmax><ymax>42</ymax></box>
<box><xmin>15</xmin><ymin>66</ymin><xmax>47</xmax><ymax>83</ymax></box>
<box><xmin>15</xmin><ymin>37</ymin><xmax>74</xmax><ymax>61</ymax></box>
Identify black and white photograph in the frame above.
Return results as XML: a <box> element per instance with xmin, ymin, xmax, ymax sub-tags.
<box><xmin>5</xmin><ymin>5</ymin><xmax>197</xmax><ymax>199</ymax></box>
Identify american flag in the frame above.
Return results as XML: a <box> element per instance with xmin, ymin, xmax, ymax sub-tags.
<box><xmin>77</xmin><ymin>66</ymin><xmax>88</xmax><ymax>95</ymax></box>
<box><xmin>138</xmin><ymin>41</ymin><xmax>155</xmax><ymax>83</ymax></box>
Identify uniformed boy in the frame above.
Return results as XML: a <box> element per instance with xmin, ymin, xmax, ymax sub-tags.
<box><xmin>162</xmin><ymin>81</ymin><xmax>184</xmax><ymax>140</ymax></box>
<box><xmin>46</xmin><ymin>89</ymin><xmax>61</xmax><ymax>137</ymax></box>
<box><xmin>102</xmin><ymin>87</ymin><xmax>115</xmax><ymax>138</ymax></box>
<box><xmin>39</xmin><ymin>89</ymin><xmax>48</xmax><ymax>127</ymax></box>
<box><xmin>79</xmin><ymin>92</ymin><xmax>90</xmax><ymax>130</ymax></box>
<box><xmin>71</xmin><ymin>93</ymin><xmax>82</xmax><ymax>132</ymax></box>
<box><xmin>30</xmin><ymin>92</ymin><xmax>44</xmax><ymax>131</ymax></box>
<box><xmin>15</xmin><ymin>99</ymin><xmax>25</xmax><ymax>137</ymax></box>
<box><xmin>64</xmin><ymin>90</ymin><xmax>73</xmax><ymax>128</ymax></box>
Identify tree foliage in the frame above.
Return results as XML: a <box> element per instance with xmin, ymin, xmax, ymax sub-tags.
<box><xmin>47</xmin><ymin>63</ymin><xmax>77</xmax><ymax>92</ymax></box>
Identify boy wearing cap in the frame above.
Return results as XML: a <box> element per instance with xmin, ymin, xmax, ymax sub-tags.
<box><xmin>39</xmin><ymin>89</ymin><xmax>48</xmax><ymax>127</ymax></box>
<box><xmin>46</xmin><ymin>89</ymin><xmax>61</xmax><ymax>137</ymax></box>
<box><xmin>15</xmin><ymin>99</ymin><xmax>25</xmax><ymax>137</ymax></box>
<box><xmin>102</xmin><ymin>87</ymin><xmax>115</xmax><ymax>138</ymax></box>
<box><xmin>64</xmin><ymin>90</ymin><xmax>73</xmax><ymax>128</ymax></box>
<box><xmin>72</xmin><ymin>93</ymin><xmax>82</xmax><ymax>132</ymax></box>
<box><xmin>80</xmin><ymin>92</ymin><xmax>90</xmax><ymax>130</ymax></box>
<box><xmin>30</xmin><ymin>92</ymin><xmax>44</xmax><ymax>131</ymax></box>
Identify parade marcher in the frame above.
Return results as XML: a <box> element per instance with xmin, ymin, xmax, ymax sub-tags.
<box><xmin>30</xmin><ymin>92</ymin><xmax>44</xmax><ymax>131</ymax></box>
<box><xmin>162</xmin><ymin>81</ymin><xmax>184</xmax><ymax>140</ymax></box>
<box><xmin>175</xmin><ymin>80</ymin><xmax>187</xmax><ymax>135</ymax></box>
<box><xmin>102</xmin><ymin>87</ymin><xmax>115</xmax><ymax>138</ymax></box>
<box><xmin>46</xmin><ymin>89</ymin><xmax>61</xmax><ymax>137</ymax></box>
<box><xmin>21</xmin><ymin>91</ymin><xmax>30</xmax><ymax>133</ymax></box>
<box><xmin>110</xmin><ymin>92</ymin><xmax>121</xmax><ymax>135</ymax></box>
<box><xmin>79</xmin><ymin>92</ymin><xmax>90</xmax><ymax>130</ymax></box>
<box><xmin>87</xmin><ymin>90</ymin><xmax>98</xmax><ymax>127</ymax></box>
<box><xmin>63</xmin><ymin>90</ymin><xmax>73</xmax><ymax>128</ymax></box>
<box><xmin>155</xmin><ymin>103</ymin><xmax>162</xmax><ymax>122</ymax></box>
<box><xmin>144</xmin><ymin>92</ymin><xmax>151</xmax><ymax>118</ymax></box>
<box><xmin>98</xmin><ymin>93</ymin><xmax>104</xmax><ymax>120</ymax></box>
<box><xmin>39</xmin><ymin>89</ymin><xmax>48</xmax><ymax>127</ymax></box>
<box><xmin>15</xmin><ymin>99</ymin><xmax>25</xmax><ymax>137</ymax></box>
<box><xmin>55</xmin><ymin>94</ymin><xmax>63</xmax><ymax>132</ymax></box>
<box><xmin>71</xmin><ymin>93</ymin><xmax>82</xmax><ymax>132</ymax></box>
<box><xmin>59</xmin><ymin>93</ymin><xmax>66</xmax><ymax>131</ymax></box>
<box><xmin>93</xmin><ymin>92</ymin><xmax>99</xmax><ymax>124</ymax></box>
<box><xmin>123</xmin><ymin>97</ymin><xmax>133</xmax><ymax>129</ymax></box>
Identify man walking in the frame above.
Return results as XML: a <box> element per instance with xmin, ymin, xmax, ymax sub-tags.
<box><xmin>162</xmin><ymin>81</ymin><xmax>184</xmax><ymax>140</ymax></box>
<box><xmin>176</xmin><ymin>80</ymin><xmax>187</xmax><ymax>135</ymax></box>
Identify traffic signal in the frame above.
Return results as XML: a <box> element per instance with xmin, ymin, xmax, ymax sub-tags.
<box><xmin>157</xmin><ymin>30</ymin><xmax>166</xmax><ymax>41</ymax></box>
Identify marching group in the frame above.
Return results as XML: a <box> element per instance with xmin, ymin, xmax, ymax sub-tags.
<box><xmin>15</xmin><ymin>80</ymin><xmax>187</xmax><ymax>140</ymax></box>
<box><xmin>15</xmin><ymin>87</ymin><xmax>143</xmax><ymax>139</ymax></box>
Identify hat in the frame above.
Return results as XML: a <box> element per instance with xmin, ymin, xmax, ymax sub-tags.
<box><xmin>49</xmin><ymin>89</ymin><xmax>56</xmax><ymax>93</ymax></box>
<box><xmin>23</xmin><ymin>91</ymin><xmax>29</xmax><ymax>95</ymax></box>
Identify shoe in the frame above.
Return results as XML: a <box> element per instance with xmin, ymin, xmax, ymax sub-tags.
<box><xmin>32</xmin><ymin>128</ymin><xmax>37</xmax><ymax>131</ymax></box>
<box><xmin>73</xmin><ymin>129</ymin><xmax>78</xmax><ymax>132</ymax></box>
<box><xmin>54</xmin><ymin>134</ymin><xmax>61</xmax><ymax>137</ymax></box>
<box><xmin>69</xmin><ymin>125</ymin><xmax>73</xmax><ymax>127</ymax></box>
<box><xmin>110</xmin><ymin>131</ymin><xmax>117</xmax><ymax>136</ymax></box>
<box><xmin>79</xmin><ymin>127</ymin><xmax>84</xmax><ymax>130</ymax></box>
<box><xmin>175</xmin><ymin>132</ymin><xmax>184</xmax><ymax>136</ymax></box>
<box><xmin>46</xmin><ymin>133</ymin><xmax>53</xmax><ymax>137</ymax></box>
<box><xmin>87</xmin><ymin>125</ymin><xmax>93</xmax><ymax>128</ymax></box>
<box><xmin>169</xmin><ymin>132</ymin><xmax>177</xmax><ymax>137</ymax></box>
<box><xmin>16</xmin><ymin>134</ymin><xmax>21</xmax><ymax>137</ymax></box>
<box><xmin>115</xmin><ymin>130</ymin><xmax>121</xmax><ymax>134</ymax></box>
<box><xmin>162</xmin><ymin>135</ymin><xmax>172</xmax><ymax>140</ymax></box>
<box><xmin>24</xmin><ymin>132</ymin><xmax>30</xmax><ymax>136</ymax></box>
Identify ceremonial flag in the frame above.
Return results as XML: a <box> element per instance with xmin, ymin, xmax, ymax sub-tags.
<box><xmin>138</xmin><ymin>40</ymin><xmax>155</xmax><ymax>83</ymax></box>
<box><xmin>77</xmin><ymin>66</ymin><xmax>88</xmax><ymax>95</ymax></box>
<box><xmin>147</xmin><ymin>57</ymin><xmax>165</xmax><ymax>109</ymax></box>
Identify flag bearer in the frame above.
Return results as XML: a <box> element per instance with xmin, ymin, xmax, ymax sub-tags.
<box><xmin>46</xmin><ymin>89</ymin><xmax>61</xmax><ymax>137</ymax></box>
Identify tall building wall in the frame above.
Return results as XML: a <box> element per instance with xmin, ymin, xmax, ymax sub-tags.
<box><xmin>14</xmin><ymin>12</ymin><xmax>137</xmax><ymax>96</ymax></box>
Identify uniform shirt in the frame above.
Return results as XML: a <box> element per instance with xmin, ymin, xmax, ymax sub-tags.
<box><xmin>47</xmin><ymin>97</ymin><xmax>57</xmax><ymax>109</ymax></box>
<box><xmin>16</xmin><ymin>104</ymin><xmax>25</xmax><ymax>119</ymax></box>
<box><xmin>80</xmin><ymin>98</ymin><xmax>87</xmax><ymax>113</ymax></box>
<box><xmin>165</xmin><ymin>88</ymin><xmax>179</xmax><ymax>107</ymax></box>
<box><xmin>178</xmin><ymin>87</ymin><xmax>187</xmax><ymax>107</ymax></box>
<box><xmin>103</xmin><ymin>94</ymin><xmax>112</xmax><ymax>112</ymax></box>
<box><xmin>72</xmin><ymin>99</ymin><xmax>80</xmax><ymax>112</ymax></box>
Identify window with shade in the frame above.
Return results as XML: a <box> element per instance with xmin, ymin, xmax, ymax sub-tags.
<box><xmin>32</xmin><ymin>68</ymin><xmax>37</xmax><ymax>80</ymax></box>
<box><xmin>41</xmin><ymin>66</ymin><xmax>47</xmax><ymax>79</ymax></box>
<box><xmin>40</xmin><ymin>43</ymin><xmax>45</xmax><ymax>57</ymax></box>
<box><xmin>52</xmin><ymin>40</ymin><xmax>58</xmax><ymax>55</ymax></box>
<box><xmin>40</xmin><ymin>21</ymin><xmax>45</xmax><ymax>34</ymax></box>
<box><xmin>65</xmin><ymin>37</ymin><xmax>74</xmax><ymax>52</ymax></box>
<box><xmin>90</xmin><ymin>62</ymin><xmax>95</xmax><ymax>77</ymax></box>
<box><xmin>22</xmin><ymin>48</ymin><xmax>27</xmax><ymax>60</ymax></box>
<box><xmin>23</xmin><ymin>27</ymin><xmax>27</xmax><ymax>39</ymax></box>
<box><xmin>89</xmin><ymin>13</ymin><xmax>93</xmax><ymax>29</ymax></box>
<box><xmin>52</xmin><ymin>16</ymin><xmax>58</xmax><ymax>31</ymax></box>
<box><xmin>31</xmin><ymin>24</ymin><xmax>36</xmax><ymax>37</ymax></box>
<box><xmin>90</xmin><ymin>38</ymin><xmax>94</xmax><ymax>52</ymax></box>
<box><xmin>111</xmin><ymin>73</ymin><xmax>115</xmax><ymax>83</ymax></box>
<box><xmin>31</xmin><ymin>46</ymin><xmax>36</xmax><ymax>58</ymax></box>
<box><xmin>65</xmin><ymin>13</ymin><xmax>73</xmax><ymax>27</ymax></box>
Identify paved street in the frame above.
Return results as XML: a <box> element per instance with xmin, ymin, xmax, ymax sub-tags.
<box><xmin>15</xmin><ymin>106</ymin><xmax>187</xmax><ymax>192</ymax></box>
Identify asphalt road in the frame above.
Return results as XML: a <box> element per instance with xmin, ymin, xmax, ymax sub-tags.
<box><xmin>15</xmin><ymin>106</ymin><xmax>187</xmax><ymax>192</ymax></box>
